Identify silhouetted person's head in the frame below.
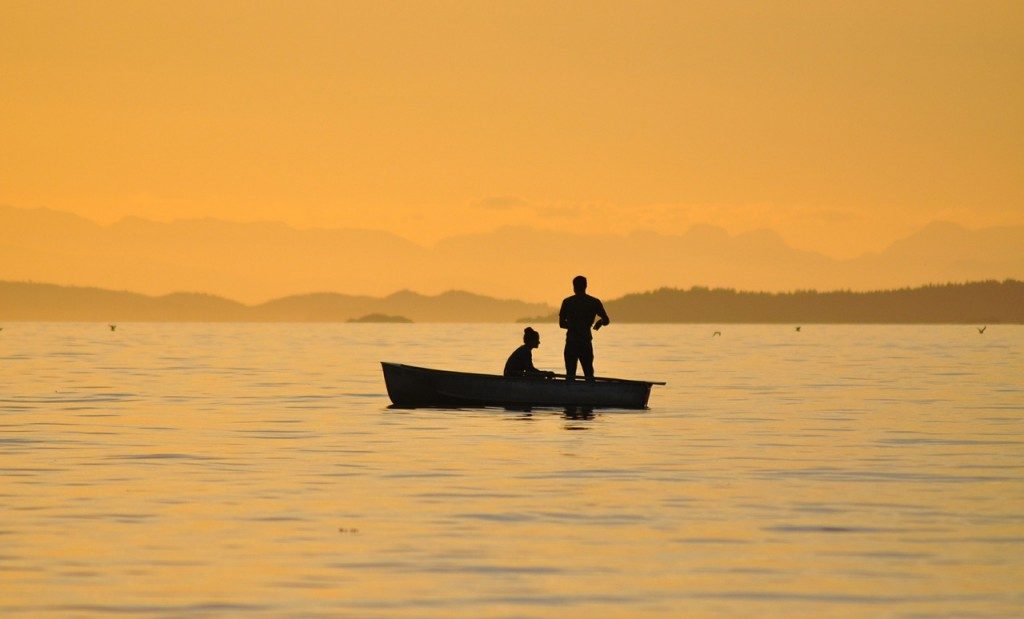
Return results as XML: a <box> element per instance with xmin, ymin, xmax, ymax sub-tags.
<box><xmin>523</xmin><ymin>327</ymin><xmax>540</xmax><ymax>348</ymax></box>
<box><xmin>572</xmin><ymin>275</ymin><xmax>587</xmax><ymax>294</ymax></box>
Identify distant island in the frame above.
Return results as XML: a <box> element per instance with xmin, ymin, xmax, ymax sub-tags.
<box><xmin>347</xmin><ymin>313</ymin><xmax>412</xmax><ymax>323</ymax></box>
<box><xmin>1</xmin><ymin>279</ymin><xmax>1021</xmax><ymax>323</ymax></box>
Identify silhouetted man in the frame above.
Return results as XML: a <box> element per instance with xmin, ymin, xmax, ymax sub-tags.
<box><xmin>559</xmin><ymin>275</ymin><xmax>610</xmax><ymax>382</ymax></box>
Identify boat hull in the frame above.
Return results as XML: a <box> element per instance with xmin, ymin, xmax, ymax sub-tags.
<box><xmin>381</xmin><ymin>362</ymin><xmax>656</xmax><ymax>409</ymax></box>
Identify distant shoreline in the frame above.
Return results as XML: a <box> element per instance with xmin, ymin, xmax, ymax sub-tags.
<box><xmin>519</xmin><ymin>281</ymin><xmax>1024</xmax><ymax>325</ymax></box>
<box><xmin>2</xmin><ymin>279</ymin><xmax>1021</xmax><ymax>324</ymax></box>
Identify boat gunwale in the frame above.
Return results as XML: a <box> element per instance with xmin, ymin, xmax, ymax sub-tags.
<box><xmin>381</xmin><ymin>361</ymin><xmax>665</xmax><ymax>386</ymax></box>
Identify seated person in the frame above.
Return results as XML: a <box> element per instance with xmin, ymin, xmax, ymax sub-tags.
<box><xmin>504</xmin><ymin>327</ymin><xmax>556</xmax><ymax>378</ymax></box>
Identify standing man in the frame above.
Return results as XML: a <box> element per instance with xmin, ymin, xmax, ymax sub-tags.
<box><xmin>559</xmin><ymin>275</ymin><xmax>610</xmax><ymax>382</ymax></box>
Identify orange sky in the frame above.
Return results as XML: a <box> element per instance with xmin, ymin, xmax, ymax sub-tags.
<box><xmin>2</xmin><ymin>1</ymin><xmax>1022</xmax><ymax>260</ymax></box>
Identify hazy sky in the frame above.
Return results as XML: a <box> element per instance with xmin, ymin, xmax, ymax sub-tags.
<box><xmin>2</xmin><ymin>1</ymin><xmax>1021</xmax><ymax>258</ymax></box>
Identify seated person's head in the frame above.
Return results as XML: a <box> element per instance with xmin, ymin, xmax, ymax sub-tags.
<box><xmin>523</xmin><ymin>327</ymin><xmax>540</xmax><ymax>347</ymax></box>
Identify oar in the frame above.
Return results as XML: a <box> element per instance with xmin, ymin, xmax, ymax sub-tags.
<box><xmin>547</xmin><ymin>372</ymin><xmax>666</xmax><ymax>385</ymax></box>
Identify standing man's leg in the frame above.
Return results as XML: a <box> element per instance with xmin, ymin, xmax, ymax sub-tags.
<box><xmin>580</xmin><ymin>341</ymin><xmax>595</xmax><ymax>382</ymax></box>
<box><xmin>564</xmin><ymin>340</ymin><xmax>579</xmax><ymax>381</ymax></box>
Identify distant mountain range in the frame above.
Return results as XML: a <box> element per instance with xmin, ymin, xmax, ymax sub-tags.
<box><xmin>0</xmin><ymin>281</ymin><xmax>551</xmax><ymax>322</ymax></box>
<box><xmin>2</xmin><ymin>205</ymin><xmax>1022</xmax><ymax>303</ymax></box>
<box><xmin>2</xmin><ymin>280</ymin><xmax>1020</xmax><ymax>323</ymax></box>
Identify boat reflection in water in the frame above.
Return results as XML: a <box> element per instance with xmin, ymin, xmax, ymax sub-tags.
<box><xmin>381</xmin><ymin>362</ymin><xmax>664</xmax><ymax>410</ymax></box>
<box><xmin>499</xmin><ymin>406</ymin><xmax>595</xmax><ymax>422</ymax></box>
<box><xmin>562</xmin><ymin>406</ymin><xmax>595</xmax><ymax>420</ymax></box>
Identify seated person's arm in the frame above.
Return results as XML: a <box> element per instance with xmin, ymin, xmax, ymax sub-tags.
<box><xmin>526</xmin><ymin>359</ymin><xmax>554</xmax><ymax>378</ymax></box>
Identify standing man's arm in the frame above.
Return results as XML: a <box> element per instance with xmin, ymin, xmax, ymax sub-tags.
<box><xmin>593</xmin><ymin>300</ymin><xmax>610</xmax><ymax>331</ymax></box>
<box><xmin>558</xmin><ymin>299</ymin><xmax>570</xmax><ymax>330</ymax></box>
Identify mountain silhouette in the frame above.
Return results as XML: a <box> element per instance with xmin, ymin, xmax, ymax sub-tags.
<box><xmin>0</xmin><ymin>281</ymin><xmax>551</xmax><ymax>322</ymax></box>
<box><xmin>2</xmin><ymin>205</ymin><xmax>1022</xmax><ymax>303</ymax></box>
<box><xmin>2</xmin><ymin>279</ymin><xmax>1020</xmax><ymax>324</ymax></box>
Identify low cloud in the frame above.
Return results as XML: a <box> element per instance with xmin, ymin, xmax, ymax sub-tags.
<box><xmin>473</xmin><ymin>196</ymin><xmax>529</xmax><ymax>210</ymax></box>
<box><xmin>473</xmin><ymin>197</ymin><xmax>585</xmax><ymax>219</ymax></box>
<box><xmin>805</xmin><ymin>209</ymin><xmax>858</xmax><ymax>223</ymax></box>
<box><xmin>535</xmin><ymin>206</ymin><xmax>583</xmax><ymax>219</ymax></box>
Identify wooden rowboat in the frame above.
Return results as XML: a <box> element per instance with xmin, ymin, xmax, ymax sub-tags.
<box><xmin>381</xmin><ymin>362</ymin><xmax>664</xmax><ymax>409</ymax></box>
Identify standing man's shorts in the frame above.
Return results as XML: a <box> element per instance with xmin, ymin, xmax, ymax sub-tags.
<box><xmin>564</xmin><ymin>340</ymin><xmax>595</xmax><ymax>381</ymax></box>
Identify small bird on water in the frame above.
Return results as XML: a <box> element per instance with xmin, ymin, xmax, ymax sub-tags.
<box><xmin>109</xmin><ymin>324</ymin><xmax>117</xmax><ymax>332</ymax></box>
<box><xmin>712</xmin><ymin>331</ymin><xmax>721</xmax><ymax>337</ymax></box>
<box><xmin>978</xmin><ymin>326</ymin><xmax>986</xmax><ymax>334</ymax></box>
<box><xmin>795</xmin><ymin>326</ymin><xmax>801</xmax><ymax>332</ymax></box>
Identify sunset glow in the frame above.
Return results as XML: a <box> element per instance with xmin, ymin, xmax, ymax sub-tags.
<box><xmin>3</xmin><ymin>1</ymin><xmax>1021</xmax><ymax>276</ymax></box>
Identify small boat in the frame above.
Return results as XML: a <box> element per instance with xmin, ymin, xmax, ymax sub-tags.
<box><xmin>381</xmin><ymin>362</ymin><xmax>664</xmax><ymax>410</ymax></box>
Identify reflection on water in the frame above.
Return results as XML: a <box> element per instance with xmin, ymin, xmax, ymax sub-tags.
<box><xmin>563</xmin><ymin>406</ymin><xmax>595</xmax><ymax>424</ymax></box>
<box><xmin>0</xmin><ymin>323</ymin><xmax>1021</xmax><ymax>618</ymax></box>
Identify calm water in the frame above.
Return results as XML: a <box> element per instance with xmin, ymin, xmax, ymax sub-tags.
<box><xmin>1</xmin><ymin>323</ymin><xmax>1022</xmax><ymax>618</ymax></box>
